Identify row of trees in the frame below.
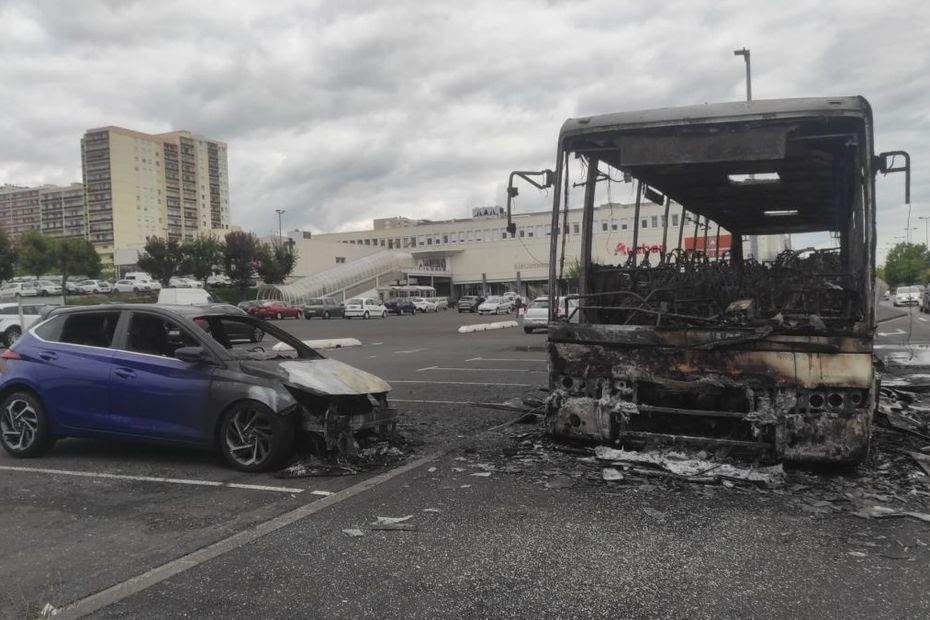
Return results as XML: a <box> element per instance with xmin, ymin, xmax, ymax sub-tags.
<box><xmin>879</xmin><ymin>242</ymin><xmax>930</xmax><ymax>289</ymax></box>
<box><xmin>0</xmin><ymin>230</ymin><xmax>101</xmax><ymax>286</ymax></box>
<box><xmin>137</xmin><ymin>231</ymin><xmax>297</xmax><ymax>293</ymax></box>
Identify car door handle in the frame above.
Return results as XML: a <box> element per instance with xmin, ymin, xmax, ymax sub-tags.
<box><xmin>113</xmin><ymin>367</ymin><xmax>136</xmax><ymax>379</ymax></box>
<box><xmin>38</xmin><ymin>351</ymin><xmax>58</xmax><ymax>361</ymax></box>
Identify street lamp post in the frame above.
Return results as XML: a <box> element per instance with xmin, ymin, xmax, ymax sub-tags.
<box><xmin>733</xmin><ymin>48</ymin><xmax>752</xmax><ymax>101</ymax></box>
<box><xmin>275</xmin><ymin>209</ymin><xmax>286</xmax><ymax>241</ymax></box>
<box><xmin>734</xmin><ymin>47</ymin><xmax>754</xmax><ymax>259</ymax></box>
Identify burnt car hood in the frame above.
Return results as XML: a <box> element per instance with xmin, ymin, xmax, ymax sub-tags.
<box><xmin>239</xmin><ymin>358</ymin><xmax>392</xmax><ymax>396</ymax></box>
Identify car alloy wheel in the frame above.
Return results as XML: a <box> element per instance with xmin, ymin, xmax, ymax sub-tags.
<box><xmin>323</xmin><ymin>311</ymin><xmax>330</xmax><ymax>319</ymax></box>
<box><xmin>0</xmin><ymin>392</ymin><xmax>54</xmax><ymax>457</ymax></box>
<box><xmin>220</xmin><ymin>402</ymin><xmax>293</xmax><ymax>472</ymax></box>
<box><xmin>276</xmin><ymin>312</ymin><xmax>283</xmax><ymax>320</ymax></box>
<box><xmin>381</xmin><ymin>311</ymin><xmax>387</xmax><ymax>318</ymax></box>
<box><xmin>364</xmin><ymin>311</ymin><xmax>370</xmax><ymax>319</ymax></box>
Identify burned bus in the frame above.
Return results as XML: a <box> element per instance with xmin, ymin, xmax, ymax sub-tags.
<box><xmin>509</xmin><ymin>97</ymin><xmax>908</xmax><ymax>465</ymax></box>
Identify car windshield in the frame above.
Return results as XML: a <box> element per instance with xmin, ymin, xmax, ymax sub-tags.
<box><xmin>307</xmin><ymin>299</ymin><xmax>323</xmax><ymax>305</ymax></box>
<box><xmin>485</xmin><ymin>296</ymin><xmax>501</xmax><ymax>303</ymax></box>
<box><xmin>193</xmin><ymin>314</ymin><xmax>323</xmax><ymax>361</ymax></box>
<box><xmin>900</xmin><ymin>286</ymin><xmax>921</xmax><ymax>294</ymax></box>
<box><xmin>530</xmin><ymin>298</ymin><xmax>549</xmax><ymax>308</ymax></box>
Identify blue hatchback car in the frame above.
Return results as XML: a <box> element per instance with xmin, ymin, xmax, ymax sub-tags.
<box><xmin>0</xmin><ymin>304</ymin><xmax>397</xmax><ymax>471</ymax></box>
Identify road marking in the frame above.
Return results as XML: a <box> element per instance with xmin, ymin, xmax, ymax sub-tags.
<box><xmin>310</xmin><ymin>490</ymin><xmax>333</xmax><ymax>496</ymax></box>
<box><xmin>56</xmin><ymin>452</ymin><xmax>441</xmax><ymax>618</ymax></box>
<box><xmin>388</xmin><ymin>379</ymin><xmax>534</xmax><ymax>387</ymax></box>
<box><xmin>416</xmin><ymin>366</ymin><xmax>545</xmax><ymax>373</ymax></box>
<box><xmin>466</xmin><ymin>357</ymin><xmax>546</xmax><ymax>363</ymax></box>
<box><xmin>0</xmin><ymin>465</ymin><xmax>304</xmax><ymax>494</ymax></box>
<box><xmin>920</xmin><ymin>317</ymin><xmax>928</xmax><ymax>323</ymax></box>
<box><xmin>396</xmin><ymin>348</ymin><xmax>426</xmax><ymax>354</ymax></box>
<box><xmin>370</xmin><ymin>342</ymin><xmax>383</xmax><ymax>345</ymax></box>
<box><xmin>393</xmin><ymin>399</ymin><xmax>482</xmax><ymax>405</ymax></box>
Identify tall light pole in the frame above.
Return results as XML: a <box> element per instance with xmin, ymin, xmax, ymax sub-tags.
<box><xmin>919</xmin><ymin>216</ymin><xmax>930</xmax><ymax>247</ymax></box>
<box><xmin>275</xmin><ymin>209</ymin><xmax>286</xmax><ymax>241</ymax></box>
<box><xmin>734</xmin><ymin>48</ymin><xmax>755</xmax><ymax>260</ymax></box>
<box><xmin>734</xmin><ymin>48</ymin><xmax>751</xmax><ymax>101</ymax></box>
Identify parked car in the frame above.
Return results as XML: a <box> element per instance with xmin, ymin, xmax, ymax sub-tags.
<box><xmin>0</xmin><ymin>304</ymin><xmax>397</xmax><ymax>471</ymax></box>
<box><xmin>344</xmin><ymin>297</ymin><xmax>387</xmax><ymax>319</ymax></box>
<box><xmin>0</xmin><ymin>303</ymin><xmax>46</xmax><ymax>347</ymax></box>
<box><xmin>250</xmin><ymin>300</ymin><xmax>302</xmax><ymax>320</ymax></box>
<box><xmin>522</xmin><ymin>296</ymin><xmax>580</xmax><ymax>333</ymax></box>
<box><xmin>894</xmin><ymin>285</ymin><xmax>921</xmax><ymax>307</ymax></box>
<box><xmin>384</xmin><ymin>298</ymin><xmax>416</xmax><ymax>315</ymax></box>
<box><xmin>113</xmin><ymin>279</ymin><xmax>151</xmax><ymax>294</ymax></box>
<box><xmin>434</xmin><ymin>297</ymin><xmax>449</xmax><ymax>310</ymax></box>
<box><xmin>168</xmin><ymin>277</ymin><xmax>193</xmax><ymax>288</ymax></box>
<box><xmin>35</xmin><ymin>280</ymin><xmax>63</xmax><ymax>296</ymax></box>
<box><xmin>76</xmin><ymin>280</ymin><xmax>111</xmax><ymax>295</ymax></box>
<box><xmin>125</xmin><ymin>272</ymin><xmax>162</xmax><ymax>291</ymax></box>
<box><xmin>456</xmin><ymin>296</ymin><xmax>484</xmax><ymax>313</ymax></box>
<box><xmin>206</xmin><ymin>274</ymin><xmax>231</xmax><ymax>287</ymax></box>
<box><xmin>411</xmin><ymin>297</ymin><xmax>438</xmax><ymax>313</ymax></box>
<box><xmin>0</xmin><ymin>282</ymin><xmax>38</xmax><ymax>299</ymax></box>
<box><xmin>921</xmin><ymin>287</ymin><xmax>930</xmax><ymax>313</ymax></box>
<box><xmin>478</xmin><ymin>295</ymin><xmax>513</xmax><ymax>315</ymax></box>
<box><xmin>302</xmin><ymin>298</ymin><xmax>345</xmax><ymax>319</ymax></box>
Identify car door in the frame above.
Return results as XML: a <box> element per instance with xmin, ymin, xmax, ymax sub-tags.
<box><xmin>107</xmin><ymin>310</ymin><xmax>215</xmax><ymax>442</ymax></box>
<box><xmin>25</xmin><ymin>310</ymin><xmax>121</xmax><ymax>432</ymax></box>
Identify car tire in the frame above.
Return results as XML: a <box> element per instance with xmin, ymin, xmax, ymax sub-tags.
<box><xmin>323</xmin><ymin>311</ymin><xmax>330</xmax><ymax>320</ymax></box>
<box><xmin>381</xmin><ymin>311</ymin><xmax>387</xmax><ymax>319</ymax></box>
<box><xmin>363</xmin><ymin>311</ymin><xmax>370</xmax><ymax>319</ymax></box>
<box><xmin>523</xmin><ymin>326</ymin><xmax>534</xmax><ymax>334</ymax></box>
<box><xmin>276</xmin><ymin>312</ymin><xmax>283</xmax><ymax>320</ymax></box>
<box><xmin>250</xmin><ymin>327</ymin><xmax>264</xmax><ymax>343</ymax></box>
<box><xmin>219</xmin><ymin>401</ymin><xmax>294</xmax><ymax>472</ymax></box>
<box><xmin>0</xmin><ymin>391</ymin><xmax>55</xmax><ymax>458</ymax></box>
<box><xmin>4</xmin><ymin>326</ymin><xmax>22</xmax><ymax>348</ymax></box>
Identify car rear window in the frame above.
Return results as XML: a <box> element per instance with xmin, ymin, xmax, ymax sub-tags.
<box><xmin>49</xmin><ymin>311</ymin><xmax>120</xmax><ymax>348</ymax></box>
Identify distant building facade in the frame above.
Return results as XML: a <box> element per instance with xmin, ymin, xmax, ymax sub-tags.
<box><xmin>81</xmin><ymin>126</ymin><xmax>231</xmax><ymax>264</ymax></box>
<box><xmin>0</xmin><ymin>183</ymin><xmax>85</xmax><ymax>242</ymax></box>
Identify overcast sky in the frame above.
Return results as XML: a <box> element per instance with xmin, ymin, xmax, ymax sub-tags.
<box><xmin>1</xmin><ymin>0</ymin><xmax>928</xmax><ymax>263</ymax></box>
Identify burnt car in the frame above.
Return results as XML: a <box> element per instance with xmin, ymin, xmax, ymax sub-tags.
<box><xmin>510</xmin><ymin>96</ymin><xmax>909</xmax><ymax>466</ymax></box>
<box><xmin>303</xmin><ymin>297</ymin><xmax>345</xmax><ymax>319</ymax></box>
<box><xmin>0</xmin><ymin>304</ymin><xmax>397</xmax><ymax>471</ymax></box>
<box><xmin>384</xmin><ymin>297</ymin><xmax>416</xmax><ymax>315</ymax></box>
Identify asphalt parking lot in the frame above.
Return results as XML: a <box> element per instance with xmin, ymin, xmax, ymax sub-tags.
<box><xmin>3</xmin><ymin>307</ymin><xmax>930</xmax><ymax>618</ymax></box>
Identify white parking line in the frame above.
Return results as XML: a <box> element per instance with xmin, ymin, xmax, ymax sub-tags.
<box><xmin>417</xmin><ymin>366</ymin><xmax>545</xmax><ymax>373</ymax></box>
<box><xmin>466</xmin><ymin>357</ymin><xmax>546</xmax><ymax>363</ymax></box>
<box><xmin>0</xmin><ymin>465</ymin><xmax>304</xmax><ymax>494</ymax></box>
<box><xmin>920</xmin><ymin>317</ymin><xmax>928</xmax><ymax>323</ymax></box>
<box><xmin>388</xmin><ymin>379</ymin><xmax>534</xmax><ymax>387</ymax></box>
<box><xmin>392</xmin><ymin>398</ymin><xmax>478</xmax><ymax>405</ymax></box>
<box><xmin>396</xmin><ymin>348</ymin><xmax>426</xmax><ymax>354</ymax></box>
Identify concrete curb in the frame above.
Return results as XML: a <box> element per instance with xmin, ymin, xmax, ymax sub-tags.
<box><xmin>272</xmin><ymin>338</ymin><xmax>363</xmax><ymax>351</ymax></box>
<box><xmin>457</xmin><ymin>320</ymin><xmax>519</xmax><ymax>334</ymax></box>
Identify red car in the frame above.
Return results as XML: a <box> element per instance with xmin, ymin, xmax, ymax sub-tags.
<box><xmin>250</xmin><ymin>300</ymin><xmax>302</xmax><ymax>320</ymax></box>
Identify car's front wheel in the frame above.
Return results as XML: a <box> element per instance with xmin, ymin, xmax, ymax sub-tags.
<box><xmin>381</xmin><ymin>310</ymin><xmax>387</xmax><ymax>319</ymax></box>
<box><xmin>0</xmin><ymin>391</ymin><xmax>55</xmax><ymax>458</ymax></box>
<box><xmin>276</xmin><ymin>312</ymin><xmax>283</xmax><ymax>320</ymax></box>
<box><xmin>323</xmin><ymin>311</ymin><xmax>330</xmax><ymax>320</ymax></box>
<box><xmin>363</xmin><ymin>311</ymin><xmax>370</xmax><ymax>319</ymax></box>
<box><xmin>523</xmin><ymin>326</ymin><xmax>534</xmax><ymax>334</ymax></box>
<box><xmin>219</xmin><ymin>401</ymin><xmax>294</xmax><ymax>472</ymax></box>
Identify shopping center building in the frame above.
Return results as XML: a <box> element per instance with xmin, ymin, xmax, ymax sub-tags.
<box><xmin>279</xmin><ymin>201</ymin><xmax>789</xmax><ymax>302</ymax></box>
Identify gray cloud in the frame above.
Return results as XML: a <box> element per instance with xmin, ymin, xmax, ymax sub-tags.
<box><xmin>1</xmin><ymin>0</ymin><xmax>929</xmax><ymax>264</ymax></box>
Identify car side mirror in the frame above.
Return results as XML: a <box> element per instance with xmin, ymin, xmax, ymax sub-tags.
<box><xmin>175</xmin><ymin>346</ymin><xmax>212</xmax><ymax>365</ymax></box>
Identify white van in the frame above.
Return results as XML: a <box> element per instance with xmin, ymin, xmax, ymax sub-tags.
<box><xmin>125</xmin><ymin>272</ymin><xmax>162</xmax><ymax>291</ymax></box>
<box><xmin>157</xmin><ymin>288</ymin><xmax>214</xmax><ymax>305</ymax></box>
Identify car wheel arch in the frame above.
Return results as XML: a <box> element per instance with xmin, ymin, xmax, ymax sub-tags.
<box><xmin>212</xmin><ymin>395</ymin><xmax>298</xmax><ymax>445</ymax></box>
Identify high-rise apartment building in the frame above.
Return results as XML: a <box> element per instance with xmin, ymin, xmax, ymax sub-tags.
<box><xmin>81</xmin><ymin>126</ymin><xmax>230</xmax><ymax>264</ymax></box>
<box><xmin>0</xmin><ymin>183</ymin><xmax>85</xmax><ymax>242</ymax></box>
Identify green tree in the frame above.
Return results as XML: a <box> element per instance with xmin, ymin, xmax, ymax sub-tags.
<box><xmin>0</xmin><ymin>230</ymin><xmax>14</xmax><ymax>283</ymax></box>
<box><xmin>255</xmin><ymin>239</ymin><xmax>298</xmax><ymax>285</ymax></box>
<box><xmin>137</xmin><ymin>237</ymin><xmax>183</xmax><ymax>287</ymax></box>
<box><xmin>223</xmin><ymin>231</ymin><xmax>260</xmax><ymax>296</ymax></box>
<box><xmin>58</xmin><ymin>238</ymin><xmax>101</xmax><ymax>296</ymax></box>
<box><xmin>882</xmin><ymin>242</ymin><xmax>930</xmax><ymax>288</ymax></box>
<box><xmin>181</xmin><ymin>236</ymin><xmax>225</xmax><ymax>287</ymax></box>
<box><xmin>16</xmin><ymin>231</ymin><xmax>58</xmax><ymax>278</ymax></box>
